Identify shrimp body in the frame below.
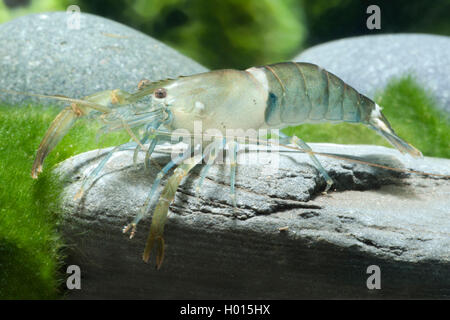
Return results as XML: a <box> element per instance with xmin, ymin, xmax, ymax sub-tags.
<box><xmin>20</xmin><ymin>61</ymin><xmax>422</xmax><ymax>268</ymax></box>
<box><xmin>158</xmin><ymin>62</ymin><xmax>421</xmax><ymax>157</ymax></box>
<box><xmin>161</xmin><ymin>69</ymin><xmax>268</xmax><ymax>134</ymax></box>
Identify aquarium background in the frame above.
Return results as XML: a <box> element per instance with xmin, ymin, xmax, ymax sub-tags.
<box><xmin>0</xmin><ymin>0</ymin><xmax>449</xmax><ymax>300</ymax></box>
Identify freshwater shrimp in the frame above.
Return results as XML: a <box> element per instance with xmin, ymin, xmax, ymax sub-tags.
<box><xmin>13</xmin><ymin>62</ymin><xmax>423</xmax><ymax>269</ymax></box>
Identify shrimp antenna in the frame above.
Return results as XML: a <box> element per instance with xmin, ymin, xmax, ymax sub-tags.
<box><xmin>0</xmin><ymin>89</ymin><xmax>111</xmax><ymax>113</ymax></box>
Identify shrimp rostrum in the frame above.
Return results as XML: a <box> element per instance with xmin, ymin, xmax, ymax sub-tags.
<box><xmin>29</xmin><ymin>62</ymin><xmax>422</xmax><ymax>269</ymax></box>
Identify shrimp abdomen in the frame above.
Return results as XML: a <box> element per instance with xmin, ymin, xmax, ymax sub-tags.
<box><xmin>259</xmin><ymin>62</ymin><xmax>422</xmax><ymax>158</ymax></box>
<box><xmin>262</xmin><ymin>62</ymin><xmax>374</xmax><ymax>126</ymax></box>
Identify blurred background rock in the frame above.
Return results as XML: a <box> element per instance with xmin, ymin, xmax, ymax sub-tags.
<box><xmin>1</xmin><ymin>0</ymin><xmax>449</xmax><ymax>69</ymax></box>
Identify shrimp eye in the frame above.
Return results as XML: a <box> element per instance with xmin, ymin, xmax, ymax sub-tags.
<box><xmin>154</xmin><ymin>88</ymin><xmax>167</xmax><ymax>99</ymax></box>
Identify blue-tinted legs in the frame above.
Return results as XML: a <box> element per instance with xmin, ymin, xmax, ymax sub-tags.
<box><xmin>75</xmin><ymin>142</ymin><xmax>137</xmax><ymax>199</ymax></box>
<box><xmin>195</xmin><ymin>139</ymin><xmax>237</xmax><ymax>207</ymax></box>
<box><xmin>279</xmin><ymin>133</ymin><xmax>333</xmax><ymax>192</ymax></box>
<box><xmin>195</xmin><ymin>139</ymin><xmax>225</xmax><ymax>193</ymax></box>
<box><xmin>123</xmin><ymin>143</ymin><xmax>195</xmax><ymax>238</ymax></box>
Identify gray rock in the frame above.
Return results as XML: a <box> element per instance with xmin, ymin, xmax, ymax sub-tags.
<box><xmin>296</xmin><ymin>34</ymin><xmax>450</xmax><ymax>115</ymax></box>
<box><xmin>0</xmin><ymin>12</ymin><xmax>207</xmax><ymax>105</ymax></box>
<box><xmin>56</xmin><ymin>143</ymin><xmax>450</xmax><ymax>299</ymax></box>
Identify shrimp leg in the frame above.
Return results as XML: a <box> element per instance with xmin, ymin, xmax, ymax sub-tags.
<box><xmin>76</xmin><ymin>130</ymin><xmax>167</xmax><ymax>200</ymax></box>
<box><xmin>279</xmin><ymin>132</ymin><xmax>334</xmax><ymax>192</ymax></box>
<box><xmin>142</xmin><ymin>152</ymin><xmax>204</xmax><ymax>269</ymax></box>
<box><xmin>194</xmin><ymin>139</ymin><xmax>238</xmax><ymax>206</ymax></box>
<box><xmin>195</xmin><ymin>139</ymin><xmax>225</xmax><ymax>192</ymax></box>
<box><xmin>123</xmin><ymin>144</ymin><xmax>196</xmax><ymax>238</ymax></box>
<box><xmin>75</xmin><ymin>142</ymin><xmax>137</xmax><ymax>200</ymax></box>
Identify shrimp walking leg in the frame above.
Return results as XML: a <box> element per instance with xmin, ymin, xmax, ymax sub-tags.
<box><xmin>279</xmin><ymin>133</ymin><xmax>333</xmax><ymax>192</ymax></box>
<box><xmin>133</xmin><ymin>134</ymin><xmax>150</xmax><ymax>169</ymax></box>
<box><xmin>196</xmin><ymin>139</ymin><xmax>225</xmax><ymax>193</ymax></box>
<box><xmin>144</xmin><ymin>137</ymin><xmax>159</xmax><ymax>169</ymax></box>
<box><xmin>78</xmin><ymin>129</ymin><xmax>166</xmax><ymax>200</ymax></box>
<box><xmin>123</xmin><ymin>144</ymin><xmax>196</xmax><ymax>238</ymax></box>
<box><xmin>142</xmin><ymin>152</ymin><xmax>204</xmax><ymax>269</ymax></box>
<box><xmin>75</xmin><ymin>142</ymin><xmax>137</xmax><ymax>200</ymax></box>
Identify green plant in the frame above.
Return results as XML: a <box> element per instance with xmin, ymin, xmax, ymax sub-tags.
<box><xmin>0</xmin><ymin>105</ymin><xmax>128</xmax><ymax>299</ymax></box>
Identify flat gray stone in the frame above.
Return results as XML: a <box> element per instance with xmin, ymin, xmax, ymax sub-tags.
<box><xmin>0</xmin><ymin>12</ymin><xmax>207</xmax><ymax>105</ymax></box>
<box><xmin>296</xmin><ymin>34</ymin><xmax>450</xmax><ymax>115</ymax></box>
<box><xmin>56</xmin><ymin>143</ymin><xmax>450</xmax><ymax>299</ymax></box>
